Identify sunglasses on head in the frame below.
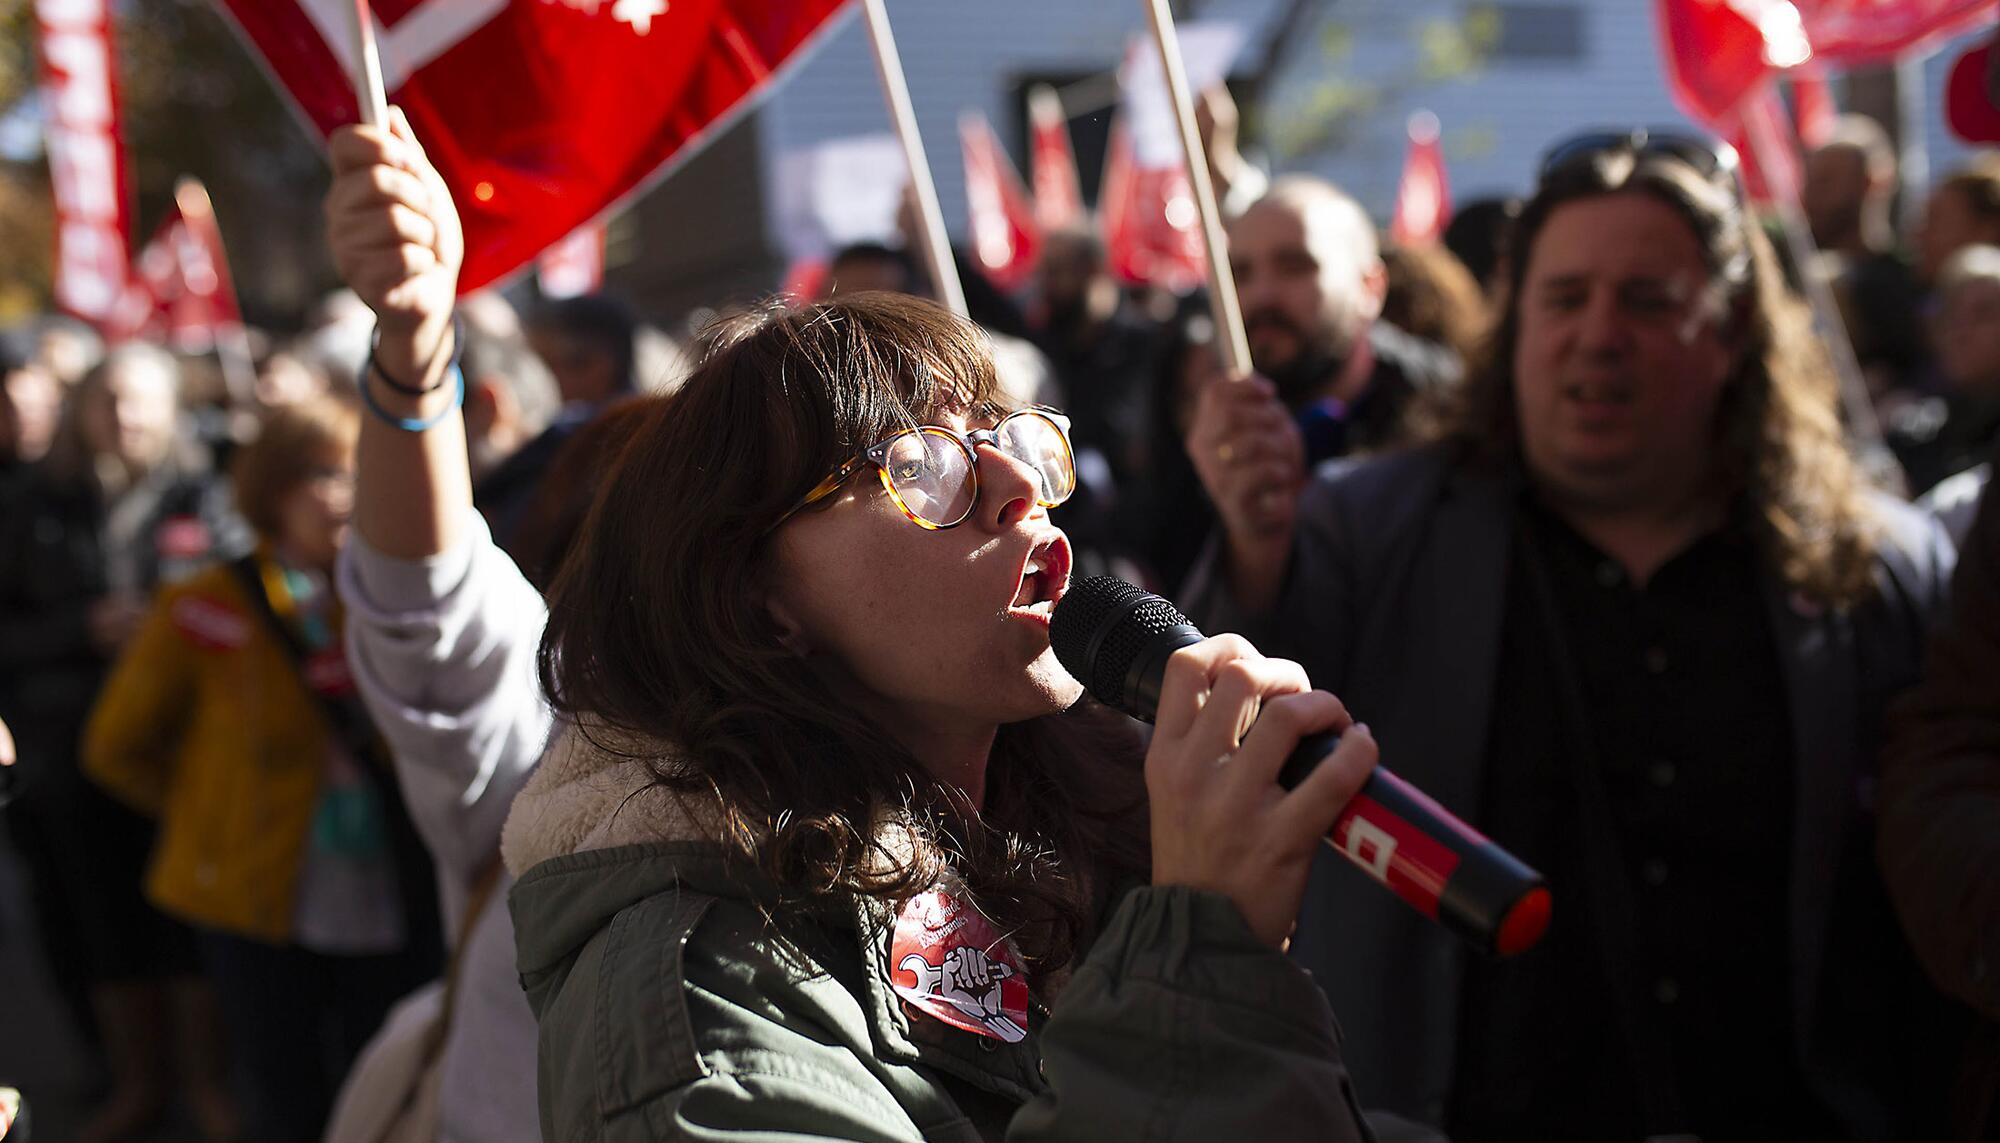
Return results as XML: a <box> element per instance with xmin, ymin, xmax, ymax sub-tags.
<box><xmin>1537</xmin><ymin>128</ymin><xmax>1740</xmax><ymax>185</ymax></box>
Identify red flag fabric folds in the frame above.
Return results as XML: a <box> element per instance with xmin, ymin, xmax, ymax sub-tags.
<box><xmin>960</xmin><ymin>112</ymin><xmax>1042</xmax><ymax>293</ymax></box>
<box><xmin>1028</xmin><ymin>85</ymin><xmax>1086</xmax><ymax>232</ymax></box>
<box><xmin>1098</xmin><ymin>121</ymin><xmax>1208</xmax><ymax>293</ymax></box>
<box><xmin>1793</xmin><ymin>0</ymin><xmax>1995</xmax><ymax>64</ymax></box>
<box><xmin>110</xmin><ymin>179</ymin><xmax>243</xmax><ymax>351</ymax></box>
<box><xmin>211</xmin><ymin>0</ymin><xmax>854</xmax><ymax>292</ymax></box>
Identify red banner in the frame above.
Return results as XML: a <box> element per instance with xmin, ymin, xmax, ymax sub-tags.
<box><xmin>1028</xmin><ymin>84</ymin><xmax>1086</xmax><ymax>232</ymax></box>
<box><xmin>109</xmin><ymin>178</ymin><xmax>244</xmax><ymax>351</ymax></box>
<box><xmin>37</xmin><ymin>0</ymin><xmax>131</xmax><ymax>328</ymax></box>
<box><xmin>1660</xmin><ymin>0</ymin><xmax>1997</xmax><ymax>132</ymax></box>
<box><xmin>960</xmin><ymin>112</ymin><xmax>1041</xmax><ymax>293</ymax></box>
<box><xmin>211</xmin><ymin>0</ymin><xmax>854</xmax><ymax>293</ymax></box>
<box><xmin>1390</xmin><ymin>111</ymin><xmax>1451</xmax><ymax>247</ymax></box>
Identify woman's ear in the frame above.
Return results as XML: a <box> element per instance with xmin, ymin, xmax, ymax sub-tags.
<box><xmin>763</xmin><ymin>591</ymin><xmax>811</xmax><ymax>657</ymax></box>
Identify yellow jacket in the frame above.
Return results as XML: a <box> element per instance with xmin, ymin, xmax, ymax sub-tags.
<box><xmin>84</xmin><ymin>557</ymin><xmax>342</xmax><ymax>943</ymax></box>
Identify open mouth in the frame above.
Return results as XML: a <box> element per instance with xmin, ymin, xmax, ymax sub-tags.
<box><xmin>1009</xmin><ymin>533</ymin><xmax>1073</xmax><ymax>619</ymax></box>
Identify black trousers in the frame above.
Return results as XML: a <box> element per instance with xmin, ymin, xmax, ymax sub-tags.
<box><xmin>196</xmin><ymin>930</ymin><xmax>432</xmax><ymax>1143</ymax></box>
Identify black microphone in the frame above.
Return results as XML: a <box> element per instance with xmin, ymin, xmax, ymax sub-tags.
<box><xmin>1052</xmin><ymin>575</ymin><xmax>1550</xmax><ymax>958</ymax></box>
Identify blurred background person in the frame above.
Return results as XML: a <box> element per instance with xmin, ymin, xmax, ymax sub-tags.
<box><xmin>84</xmin><ymin>397</ymin><xmax>441</xmax><ymax>1143</ymax></box>
<box><xmin>1</xmin><ymin>336</ymin><xmax>62</xmax><ymax>483</ymax></box>
<box><xmin>458</xmin><ymin>317</ymin><xmax>564</xmax><ymax>561</ymax></box>
<box><xmin>30</xmin><ymin>316</ymin><xmax>104</xmax><ymax>393</ymax></box>
<box><xmin>1443</xmin><ymin>195</ymin><xmax>1524</xmax><ymax>297</ymax></box>
<box><xmin>252</xmin><ymin>342</ymin><xmax>332</xmax><ymax>413</ymax></box>
<box><xmin>1381</xmin><ymin>241</ymin><xmax>1491</xmax><ymax>374</ymax></box>
<box><xmin>1803</xmin><ymin>115</ymin><xmax>1929</xmax><ymax>409</ymax></box>
<box><xmin>1890</xmin><ymin>245</ymin><xmax>2000</xmax><ymax>496</ymax></box>
<box><xmin>0</xmin><ymin>343</ymin><xmax>244</xmax><ymax>1143</ymax></box>
<box><xmin>1223</xmin><ymin>175</ymin><xmax>1460</xmax><ymax>473</ymax></box>
<box><xmin>1917</xmin><ymin>154</ymin><xmax>2000</xmax><ymax>288</ymax></box>
<box><xmin>1117</xmin><ymin>303</ymin><xmax>1228</xmax><ymax>591</ymax></box>
<box><xmin>523</xmin><ymin>292</ymin><xmax>639</xmax><ymax>411</ymax></box>
<box><xmin>1029</xmin><ymin>226</ymin><xmax>1164</xmax><ymax>493</ymax></box>
<box><xmin>1880</xmin><ymin>436</ymin><xmax>2000</xmax><ymax>1143</ymax></box>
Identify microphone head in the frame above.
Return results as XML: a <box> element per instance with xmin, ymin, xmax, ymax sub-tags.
<box><xmin>1050</xmin><ymin>575</ymin><xmax>1198</xmax><ymax>714</ymax></box>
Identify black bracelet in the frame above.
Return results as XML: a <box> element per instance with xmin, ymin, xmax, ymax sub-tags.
<box><xmin>365</xmin><ymin>313</ymin><xmax>465</xmax><ymax>397</ymax></box>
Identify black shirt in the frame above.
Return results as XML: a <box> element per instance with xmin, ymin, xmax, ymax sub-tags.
<box><xmin>1448</xmin><ymin>497</ymin><xmax>1834</xmax><ymax>1142</ymax></box>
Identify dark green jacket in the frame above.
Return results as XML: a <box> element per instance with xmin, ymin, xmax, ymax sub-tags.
<box><xmin>509</xmin><ymin>835</ymin><xmax>1381</xmax><ymax>1142</ymax></box>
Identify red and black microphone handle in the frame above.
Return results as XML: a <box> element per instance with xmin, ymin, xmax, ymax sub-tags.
<box><xmin>1281</xmin><ymin>730</ymin><xmax>1551</xmax><ymax>957</ymax></box>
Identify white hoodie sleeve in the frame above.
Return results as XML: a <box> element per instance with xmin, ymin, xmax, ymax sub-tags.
<box><xmin>338</xmin><ymin>509</ymin><xmax>556</xmax><ymax>890</ymax></box>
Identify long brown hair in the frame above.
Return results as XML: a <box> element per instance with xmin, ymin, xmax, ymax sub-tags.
<box><xmin>1436</xmin><ymin>147</ymin><xmax>1881</xmax><ymax>606</ymax></box>
<box><xmin>539</xmin><ymin>293</ymin><xmax>1145</xmax><ymax>975</ymax></box>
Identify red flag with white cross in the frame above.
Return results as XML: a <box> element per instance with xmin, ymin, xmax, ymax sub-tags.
<box><xmin>209</xmin><ymin>0</ymin><xmax>855</xmax><ymax>292</ymax></box>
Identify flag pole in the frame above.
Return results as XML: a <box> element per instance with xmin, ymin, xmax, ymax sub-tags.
<box><xmin>175</xmin><ymin>177</ymin><xmax>256</xmax><ymax>409</ymax></box>
<box><xmin>860</xmin><ymin>0</ymin><xmax>968</xmax><ymax>319</ymax></box>
<box><xmin>347</xmin><ymin>0</ymin><xmax>389</xmax><ymax>128</ymax></box>
<box><xmin>1739</xmin><ymin>97</ymin><xmax>1888</xmax><ymax>458</ymax></box>
<box><xmin>1143</xmin><ymin>0</ymin><xmax>1251</xmax><ymax>379</ymax></box>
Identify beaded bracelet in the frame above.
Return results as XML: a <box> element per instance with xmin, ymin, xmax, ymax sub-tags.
<box><xmin>365</xmin><ymin>313</ymin><xmax>465</xmax><ymax>396</ymax></box>
<box><xmin>361</xmin><ymin>361</ymin><xmax>465</xmax><ymax>432</ymax></box>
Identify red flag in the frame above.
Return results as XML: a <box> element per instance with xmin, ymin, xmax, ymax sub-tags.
<box><xmin>1390</xmin><ymin>111</ymin><xmax>1451</xmax><ymax>247</ymax></box>
<box><xmin>1098</xmin><ymin>119</ymin><xmax>1207</xmax><ymax>293</ymax></box>
<box><xmin>1793</xmin><ymin>0</ymin><xmax>1995</xmax><ymax>64</ymax></box>
<box><xmin>1027</xmin><ymin>85</ymin><xmax>1085</xmax><ymax>231</ymax></box>
<box><xmin>1946</xmin><ymin>39</ymin><xmax>2000</xmax><ymax>143</ymax></box>
<box><xmin>959</xmin><ymin>112</ymin><xmax>1042</xmax><ymax>293</ymax></box>
<box><xmin>37</xmin><ymin>0</ymin><xmax>131</xmax><ymax>328</ymax></box>
<box><xmin>537</xmin><ymin>221</ymin><xmax>606</xmax><ymax>299</ymax></box>
<box><xmin>212</xmin><ymin>0</ymin><xmax>855</xmax><ymax>293</ymax></box>
<box><xmin>110</xmin><ymin>178</ymin><xmax>245</xmax><ymax>351</ymax></box>
<box><xmin>1656</xmin><ymin>0</ymin><xmax>1807</xmax><ymax>128</ymax></box>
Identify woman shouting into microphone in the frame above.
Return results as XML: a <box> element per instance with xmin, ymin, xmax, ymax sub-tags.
<box><xmin>326</xmin><ymin>111</ymin><xmax>1387</xmax><ymax>1142</ymax></box>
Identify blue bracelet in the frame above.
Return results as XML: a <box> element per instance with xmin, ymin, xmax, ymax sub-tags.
<box><xmin>360</xmin><ymin>361</ymin><xmax>465</xmax><ymax>432</ymax></box>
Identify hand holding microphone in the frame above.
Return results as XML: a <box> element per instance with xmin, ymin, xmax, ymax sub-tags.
<box><xmin>1140</xmin><ymin>633</ymin><xmax>1380</xmax><ymax>950</ymax></box>
<box><xmin>1054</xmin><ymin>576</ymin><xmax>1551</xmax><ymax>958</ymax></box>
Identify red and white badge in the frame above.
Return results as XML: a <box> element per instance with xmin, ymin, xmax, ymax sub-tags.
<box><xmin>170</xmin><ymin>595</ymin><xmax>249</xmax><ymax>651</ymax></box>
<box><xmin>890</xmin><ymin>888</ymin><xmax>1030</xmax><ymax>1044</ymax></box>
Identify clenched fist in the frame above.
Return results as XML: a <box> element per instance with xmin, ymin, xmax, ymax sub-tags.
<box><xmin>324</xmin><ymin>107</ymin><xmax>462</xmax><ymax>385</ymax></box>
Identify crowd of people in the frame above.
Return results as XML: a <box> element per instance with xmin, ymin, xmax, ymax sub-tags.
<box><xmin>0</xmin><ymin>88</ymin><xmax>1997</xmax><ymax>1143</ymax></box>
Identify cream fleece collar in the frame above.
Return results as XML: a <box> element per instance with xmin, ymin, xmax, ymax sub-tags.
<box><xmin>500</xmin><ymin>719</ymin><xmax>717</xmax><ymax>878</ymax></box>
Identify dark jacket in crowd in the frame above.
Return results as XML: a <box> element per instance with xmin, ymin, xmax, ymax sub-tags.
<box><xmin>1035</xmin><ymin>305</ymin><xmax>1165</xmax><ymax>490</ymax></box>
<box><xmin>0</xmin><ymin>457</ymin><xmax>243</xmax><ymax>785</ymax></box>
<box><xmin>0</xmin><ymin>454</ymin><xmax>245</xmax><ymax>993</ymax></box>
<box><xmin>1888</xmin><ymin>393</ymin><xmax>2000</xmax><ymax>499</ymax></box>
<box><xmin>1186</xmin><ymin>443</ymin><xmax>1963</xmax><ymax>1140</ymax></box>
<box><xmin>1881</xmin><ymin>443</ymin><xmax>2000</xmax><ymax>1140</ymax></box>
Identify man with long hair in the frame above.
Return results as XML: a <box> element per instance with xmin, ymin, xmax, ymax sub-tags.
<box><xmin>1189</xmin><ymin>130</ymin><xmax>1967</xmax><ymax>1139</ymax></box>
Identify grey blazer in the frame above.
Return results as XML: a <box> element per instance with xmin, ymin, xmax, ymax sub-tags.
<box><xmin>1186</xmin><ymin>443</ymin><xmax>1964</xmax><ymax>1138</ymax></box>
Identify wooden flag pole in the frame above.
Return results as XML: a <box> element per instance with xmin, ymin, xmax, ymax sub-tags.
<box><xmin>1144</xmin><ymin>0</ymin><xmax>1251</xmax><ymax>379</ymax></box>
<box><xmin>347</xmin><ymin>0</ymin><xmax>389</xmax><ymax>128</ymax></box>
<box><xmin>861</xmin><ymin>0</ymin><xmax>968</xmax><ymax>319</ymax></box>
<box><xmin>1739</xmin><ymin>100</ymin><xmax>1888</xmax><ymax>457</ymax></box>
